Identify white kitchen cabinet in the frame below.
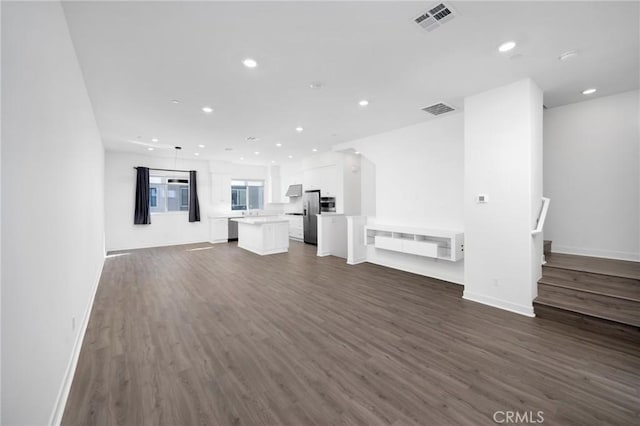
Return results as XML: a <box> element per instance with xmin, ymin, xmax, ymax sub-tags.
<box><xmin>209</xmin><ymin>217</ymin><xmax>229</xmax><ymax>244</ymax></box>
<box><xmin>288</xmin><ymin>215</ymin><xmax>303</xmax><ymax>240</ymax></box>
<box><xmin>233</xmin><ymin>217</ymin><xmax>289</xmax><ymax>255</ymax></box>
<box><xmin>303</xmin><ymin>165</ymin><xmax>338</xmax><ymax>196</ymax></box>
<box><xmin>210</xmin><ymin>173</ymin><xmax>231</xmax><ymax>205</ymax></box>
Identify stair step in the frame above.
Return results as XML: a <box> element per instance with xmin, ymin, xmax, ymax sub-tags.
<box><xmin>545</xmin><ymin>253</ymin><xmax>640</xmax><ymax>280</ymax></box>
<box><xmin>533</xmin><ymin>303</ymin><xmax>640</xmax><ymax>343</ymax></box>
<box><xmin>540</xmin><ymin>267</ymin><xmax>640</xmax><ymax>302</ymax></box>
<box><xmin>535</xmin><ymin>285</ymin><xmax>640</xmax><ymax>328</ymax></box>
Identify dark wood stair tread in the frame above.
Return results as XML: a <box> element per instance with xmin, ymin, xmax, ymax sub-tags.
<box><xmin>545</xmin><ymin>253</ymin><xmax>640</xmax><ymax>280</ymax></box>
<box><xmin>535</xmin><ymin>285</ymin><xmax>640</xmax><ymax>328</ymax></box>
<box><xmin>539</xmin><ymin>268</ymin><xmax>640</xmax><ymax>302</ymax></box>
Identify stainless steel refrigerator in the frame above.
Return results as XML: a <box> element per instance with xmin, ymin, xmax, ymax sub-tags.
<box><xmin>303</xmin><ymin>190</ymin><xmax>320</xmax><ymax>245</ymax></box>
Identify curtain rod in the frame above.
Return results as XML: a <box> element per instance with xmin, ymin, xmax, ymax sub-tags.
<box><xmin>133</xmin><ymin>167</ymin><xmax>191</xmax><ymax>173</ymax></box>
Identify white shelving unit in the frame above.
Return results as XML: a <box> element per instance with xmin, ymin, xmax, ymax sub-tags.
<box><xmin>364</xmin><ymin>224</ymin><xmax>464</xmax><ymax>262</ymax></box>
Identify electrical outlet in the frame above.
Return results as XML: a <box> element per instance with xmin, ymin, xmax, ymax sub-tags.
<box><xmin>477</xmin><ymin>194</ymin><xmax>488</xmax><ymax>203</ymax></box>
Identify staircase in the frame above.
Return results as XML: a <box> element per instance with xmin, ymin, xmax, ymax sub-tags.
<box><xmin>534</xmin><ymin>242</ymin><xmax>640</xmax><ymax>339</ymax></box>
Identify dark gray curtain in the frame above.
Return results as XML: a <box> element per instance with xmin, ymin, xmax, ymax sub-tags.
<box><xmin>189</xmin><ymin>170</ymin><xmax>201</xmax><ymax>222</ymax></box>
<box><xmin>134</xmin><ymin>167</ymin><xmax>151</xmax><ymax>225</ymax></box>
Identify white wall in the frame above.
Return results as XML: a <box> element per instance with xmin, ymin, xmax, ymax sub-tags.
<box><xmin>360</xmin><ymin>158</ymin><xmax>376</xmax><ymax>217</ymax></box>
<box><xmin>544</xmin><ymin>90</ymin><xmax>640</xmax><ymax>261</ymax></box>
<box><xmin>105</xmin><ymin>151</ymin><xmax>212</xmax><ymax>251</ymax></box>
<box><xmin>463</xmin><ymin>79</ymin><xmax>543</xmax><ymax>317</ymax></box>
<box><xmin>2</xmin><ymin>2</ymin><xmax>106</xmax><ymax>424</ymax></box>
<box><xmin>335</xmin><ymin>114</ymin><xmax>465</xmax><ymax>284</ymax></box>
<box><xmin>0</xmin><ymin>1</ymin><xmax>4</xmax><ymax>421</ymax></box>
<box><xmin>342</xmin><ymin>154</ymin><xmax>361</xmax><ymax>216</ymax></box>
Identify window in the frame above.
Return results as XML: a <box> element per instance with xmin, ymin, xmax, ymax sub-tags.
<box><xmin>149</xmin><ymin>175</ymin><xmax>189</xmax><ymax>213</ymax></box>
<box><xmin>231</xmin><ymin>179</ymin><xmax>264</xmax><ymax>210</ymax></box>
<box><xmin>150</xmin><ymin>187</ymin><xmax>158</xmax><ymax>208</ymax></box>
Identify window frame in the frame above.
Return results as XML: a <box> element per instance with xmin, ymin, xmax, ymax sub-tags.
<box><xmin>149</xmin><ymin>173</ymin><xmax>191</xmax><ymax>215</ymax></box>
<box><xmin>231</xmin><ymin>179</ymin><xmax>265</xmax><ymax>211</ymax></box>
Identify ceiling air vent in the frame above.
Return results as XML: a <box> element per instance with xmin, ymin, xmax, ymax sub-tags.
<box><xmin>414</xmin><ymin>2</ymin><xmax>457</xmax><ymax>32</ymax></box>
<box><xmin>422</xmin><ymin>102</ymin><xmax>456</xmax><ymax>116</ymax></box>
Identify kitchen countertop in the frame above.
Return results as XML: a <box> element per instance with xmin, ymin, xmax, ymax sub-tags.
<box><xmin>231</xmin><ymin>217</ymin><xmax>289</xmax><ymax>225</ymax></box>
<box><xmin>208</xmin><ymin>213</ymin><xmax>280</xmax><ymax>219</ymax></box>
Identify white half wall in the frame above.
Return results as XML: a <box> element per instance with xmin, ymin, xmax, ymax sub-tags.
<box><xmin>463</xmin><ymin>79</ymin><xmax>543</xmax><ymax>317</ymax></box>
<box><xmin>317</xmin><ymin>214</ymin><xmax>348</xmax><ymax>258</ymax></box>
<box><xmin>105</xmin><ymin>151</ymin><xmax>212</xmax><ymax>251</ymax></box>
<box><xmin>2</xmin><ymin>2</ymin><xmax>106</xmax><ymax>424</ymax></box>
<box><xmin>544</xmin><ymin>90</ymin><xmax>640</xmax><ymax>261</ymax></box>
<box><xmin>335</xmin><ymin>114</ymin><xmax>465</xmax><ymax>284</ymax></box>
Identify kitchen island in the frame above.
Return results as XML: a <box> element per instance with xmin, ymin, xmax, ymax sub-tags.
<box><xmin>231</xmin><ymin>217</ymin><xmax>289</xmax><ymax>255</ymax></box>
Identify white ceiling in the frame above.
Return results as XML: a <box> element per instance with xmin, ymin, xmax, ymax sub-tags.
<box><xmin>62</xmin><ymin>1</ymin><xmax>639</xmax><ymax>165</ymax></box>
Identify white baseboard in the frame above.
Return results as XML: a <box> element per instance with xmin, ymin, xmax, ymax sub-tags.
<box><xmin>463</xmin><ymin>290</ymin><xmax>535</xmax><ymax>317</ymax></box>
<box><xmin>49</xmin><ymin>255</ymin><xmax>105</xmax><ymax>426</ymax></box>
<box><xmin>551</xmin><ymin>245</ymin><xmax>639</xmax><ymax>262</ymax></box>
<box><xmin>347</xmin><ymin>257</ymin><xmax>367</xmax><ymax>265</ymax></box>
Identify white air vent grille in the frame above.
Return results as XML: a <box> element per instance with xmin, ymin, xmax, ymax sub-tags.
<box><xmin>422</xmin><ymin>102</ymin><xmax>456</xmax><ymax>116</ymax></box>
<box><xmin>414</xmin><ymin>2</ymin><xmax>457</xmax><ymax>32</ymax></box>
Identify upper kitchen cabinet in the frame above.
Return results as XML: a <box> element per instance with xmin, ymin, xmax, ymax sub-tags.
<box><xmin>303</xmin><ymin>164</ymin><xmax>338</xmax><ymax>197</ymax></box>
<box><xmin>299</xmin><ymin>151</ymin><xmax>361</xmax><ymax>215</ymax></box>
<box><xmin>211</xmin><ymin>172</ymin><xmax>232</xmax><ymax>205</ymax></box>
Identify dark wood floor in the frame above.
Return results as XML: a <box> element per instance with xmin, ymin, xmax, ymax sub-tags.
<box><xmin>63</xmin><ymin>242</ymin><xmax>640</xmax><ymax>426</ymax></box>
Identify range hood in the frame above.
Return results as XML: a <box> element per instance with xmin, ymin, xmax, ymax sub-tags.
<box><xmin>285</xmin><ymin>184</ymin><xmax>302</xmax><ymax>197</ymax></box>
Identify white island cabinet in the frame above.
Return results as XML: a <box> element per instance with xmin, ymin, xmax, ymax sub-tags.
<box><xmin>231</xmin><ymin>217</ymin><xmax>289</xmax><ymax>255</ymax></box>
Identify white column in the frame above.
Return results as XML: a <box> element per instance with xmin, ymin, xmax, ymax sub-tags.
<box><xmin>463</xmin><ymin>78</ymin><xmax>543</xmax><ymax>317</ymax></box>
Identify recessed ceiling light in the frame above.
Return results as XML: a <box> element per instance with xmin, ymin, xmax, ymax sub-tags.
<box><xmin>240</xmin><ymin>157</ymin><xmax>244</xmax><ymax>160</ymax></box>
<box><xmin>194</xmin><ymin>153</ymin><xmax>200</xmax><ymax>156</ymax></box>
<box><xmin>355</xmin><ymin>151</ymin><xmax>360</xmax><ymax>155</ymax></box>
<box><xmin>147</xmin><ymin>147</ymin><xmax>154</xmax><ymax>151</ymax></box>
<box><xmin>559</xmin><ymin>50</ymin><xmax>579</xmax><ymax>61</ymax></box>
<box><xmin>275</xmin><ymin>143</ymin><xmax>282</xmax><ymax>147</ymax></box>
<box><xmin>170</xmin><ymin>99</ymin><xmax>180</xmax><ymax>104</ymax></box>
<box><xmin>312</xmin><ymin>148</ymin><xmax>318</xmax><ymax>152</ymax></box>
<box><xmin>254</xmin><ymin>151</ymin><xmax>260</xmax><ymax>155</ymax></box>
<box><xmin>288</xmin><ymin>155</ymin><xmax>293</xmax><ymax>159</ymax></box>
<box><xmin>151</xmin><ymin>138</ymin><xmax>159</xmax><ymax>142</ymax></box>
<box><xmin>198</xmin><ymin>144</ymin><xmax>205</xmax><ymax>148</ymax></box>
<box><xmin>295</xmin><ymin>127</ymin><xmax>304</xmax><ymax>132</ymax></box>
<box><xmin>202</xmin><ymin>106</ymin><xmax>214</xmax><ymax>113</ymax></box>
<box><xmin>309</xmin><ymin>82</ymin><xmax>323</xmax><ymax>89</ymax></box>
<box><xmin>358</xmin><ymin>100</ymin><xmax>369</xmax><ymax>106</ymax></box>
<box><xmin>271</xmin><ymin>160</ymin><xmax>276</xmax><ymax>164</ymax></box>
<box><xmin>243</xmin><ymin>58</ymin><xmax>257</xmax><ymax>68</ymax></box>
<box><xmin>582</xmin><ymin>88</ymin><xmax>597</xmax><ymax>95</ymax></box>
<box><xmin>498</xmin><ymin>41</ymin><xmax>516</xmax><ymax>52</ymax></box>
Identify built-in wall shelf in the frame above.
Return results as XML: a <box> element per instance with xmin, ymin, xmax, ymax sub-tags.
<box><xmin>364</xmin><ymin>224</ymin><xmax>464</xmax><ymax>262</ymax></box>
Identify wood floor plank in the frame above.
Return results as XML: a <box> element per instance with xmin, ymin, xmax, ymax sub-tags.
<box><xmin>62</xmin><ymin>242</ymin><xmax>640</xmax><ymax>426</ymax></box>
<box><xmin>545</xmin><ymin>253</ymin><xmax>640</xmax><ymax>280</ymax></box>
